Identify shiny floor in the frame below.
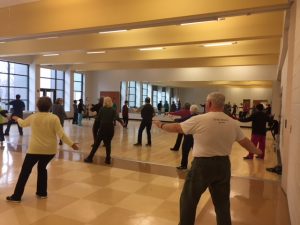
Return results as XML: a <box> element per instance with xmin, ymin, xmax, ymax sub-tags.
<box><xmin>0</xmin><ymin>119</ymin><xmax>290</xmax><ymax>225</ymax></box>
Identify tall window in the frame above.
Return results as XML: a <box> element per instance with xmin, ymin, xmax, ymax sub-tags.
<box><xmin>142</xmin><ymin>83</ymin><xmax>149</xmax><ymax>105</ymax></box>
<box><xmin>161</xmin><ymin>87</ymin><xmax>166</xmax><ymax>104</ymax></box>
<box><xmin>128</xmin><ymin>81</ymin><xmax>136</xmax><ymax>107</ymax></box>
<box><xmin>40</xmin><ymin>68</ymin><xmax>65</xmax><ymax>99</ymax></box>
<box><xmin>74</xmin><ymin>72</ymin><xmax>84</xmax><ymax>100</ymax></box>
<box><xmin>152</xmin><ymin>86</ymin><xmax>158</xmax><ymax>107</ymax></box>
<box><xmin>0</xmin><ymin>60</ymin><xmax>29</xmax><ymax>110</ymax></box>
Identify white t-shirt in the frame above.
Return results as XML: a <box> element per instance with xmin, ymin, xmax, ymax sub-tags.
<box><xmin>180</xmin><ymin>112</ymin><xmax>245</xmax><ymax>157</ymax></box>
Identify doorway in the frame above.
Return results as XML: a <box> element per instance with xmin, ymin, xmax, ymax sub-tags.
<box><xmin>40</xmin><ymin>89</ymin><xmax>56</xmax><ymax>102</ymax></box>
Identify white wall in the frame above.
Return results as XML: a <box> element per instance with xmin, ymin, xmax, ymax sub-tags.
<box><xmin>280</xmin><ymin>1</ymin><xmax>300</xmax><ymax>224</ymax></box>
<box><xmin>85</xmin><ymin>65</ymin><xmax>277</xmax><ymax>104</ymax></box>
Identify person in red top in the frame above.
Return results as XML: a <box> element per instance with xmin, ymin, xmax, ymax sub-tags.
<box><xmin>168</xmin><ymin>102</ymin><xmax>191</xmax><ymax>151</ymax></box>
<box><xmin>122</xmin><ymin>100</ymin><xmax>129</xmax><ymax>128</ymax></box>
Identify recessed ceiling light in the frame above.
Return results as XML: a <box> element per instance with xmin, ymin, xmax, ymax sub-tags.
<box><xmin>181</xmin><ymin>18</ymin><xmax>224</xmax><ymax>26</ymax></box>
<box><xmin>99</xmin><ymin>30</ymin><xmax>127</xmax><ymax>34</ymax></box>
<box><xmin>37</xmin><ymin>36</ymin><xmax>58</xmax><ymax>40</ymax></box>
<box><xmin>139</xmin><ymin>47</ymin><xmax>164</xmax><ymax>51</ymax></box>
<box><xmin>86</xmin><ymin>51</ymin><xmax>106</xmax><ymax>54</ymax></box>
<box><xmin>0</xmin><ymin>41</ymin><xmax>6</xmax><ymax>44</ymax></box>
<box><xmin>202</xmin><ymin>41</ymin><xmax>237</xmax><ymax>47</ymax></box>
<box><xmin>42</xmin><ymin>53</ymin><xmax>60</xmax><ymax>57</ymax></box>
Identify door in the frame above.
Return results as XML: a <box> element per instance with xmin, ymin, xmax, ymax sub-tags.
<box><xmin>40</xmin><ymin>88</ymin><xmax>56</xmax><ymax>103</ymax></box>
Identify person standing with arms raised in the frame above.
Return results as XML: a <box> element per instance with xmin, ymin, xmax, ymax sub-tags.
<box><xmin>5</xmin><ymin>94</ymin><xmax>25</xmax><ymax>136</ymax></box>
<box><xmin>154</xmin><ymin>92</ymin><xmax>262</xmax><ymax>225</ymax></box>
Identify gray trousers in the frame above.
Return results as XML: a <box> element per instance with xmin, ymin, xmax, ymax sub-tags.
<box><xmin>179</xmin><ymin>156</ymin><xmax>231</xmax><ymax>225</ymax></box>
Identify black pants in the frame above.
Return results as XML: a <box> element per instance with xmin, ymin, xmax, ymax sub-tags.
<box><xmin>137</xmin><ymin>120</ymin><xmax>152</xmax><ymax>144</ymax></box>
<box><xmin>179</xmin><ymin>156</ymin><xmax>231</xmax><ymax>225</ymax></box>
<box><xmin>87</xmin><ymin>123</ymin><xmax>114</xmax><ymax>160</ymax></box>
<box><xmin>0</xmin><ymin>124</ymin><xmax>4</xmax><ymax>141</ymax></box>
<box><xmin>11</xmin><ymin>154</ymin><xmax>55</xmax><ymax>199</ymax></box>
<box><xmin>72</xmin><ymin>112</ymin><xmax>78</xmax><ymax>124</ymax></box>
<box><xmin>180</xmin><ymin>135</ymin><xmax>193</xmax><ymax>167</ymax></box>
<box><xmin>123</xmin><ymin>116</ymin><xmax>129</xmax><ymax>127</ymax></box>
<box><xmin>92</xmin><ymin>120</ymin><xmax>100</xmax><ymax>143</ymax></box>
<box><xmin>172</xmin><ymin>133</ymin><xmax>184</xmax><ymax>150</ymax></box>
<box><xmin>5</xmin><ymin>118</ymin><xmax>23</xmax><ymax>135</ymax></box>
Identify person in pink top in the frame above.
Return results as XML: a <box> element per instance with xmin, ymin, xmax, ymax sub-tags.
<box><xmin>168</xmin><ymin>103</ymin><xmax>191</xmax><ymax>151</ymax></box>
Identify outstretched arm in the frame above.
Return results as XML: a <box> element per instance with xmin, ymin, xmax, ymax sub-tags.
<box><xmin>153</xmin><ymin>120</ymin><xmax>183</xmax><ymax>133</ymax></box>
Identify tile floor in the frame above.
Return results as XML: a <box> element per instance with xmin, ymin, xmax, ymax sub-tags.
<box><xmin>0</xmin><ymin>119</ymin><xmax>290</xmax><ymax>225</ymax></box>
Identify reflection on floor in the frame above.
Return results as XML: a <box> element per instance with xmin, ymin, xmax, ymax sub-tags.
<box><xmin>0</xmin><ymin>119</ymin><xmax>290</xmax><ymax>225</ymax></box>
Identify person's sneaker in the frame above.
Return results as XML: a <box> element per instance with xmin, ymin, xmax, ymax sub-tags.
<box><xmin>36</xmin><ymin>194</ymin><xmax>47</xmax><ymax>199</ymax></box>
<box><xmin>145</xmin><ymin>143</ymin><xmax>151</xmax><ymax>147</ymax></box>
<box><xmin>243</xmin><ymin>156</ymin><xmax>253</xmax><ymax>160</ymax></box>
<box><xmin>59</xmin><ymin>140</ymin><xmax>63</xmax><ymax>145</ymax></box>
<box><xmin>4</xmin><ymin>133</ymin><xmax>9</xmax><ymax>136</ymax></box>
<box><xmin>6</xmin><ymin>196</ymin><xmax>21</xmax><ymax>203</ymax></box>
<box><xmin>176</xmin><ymin>166</ymin><xmax>187</xmax><ymax>170</ymax></box>
<box><xmin>170</xmin><ymin>148</ymin><xmax>179</xmax><ymax>151</ymax></box>
<box><xmin>256</xmin><ymin>155</ymin><xmax>264</xmax><ymax>159</ymax></box>
<box><xmin>84</xmin><ymin>158</ymin><xmax>93</xmax><ymax>163</ymax></box>
<box><xmin>134</xmin><ymin>143</ymin><xmax>142</xmax><ymax>146</ymax></box>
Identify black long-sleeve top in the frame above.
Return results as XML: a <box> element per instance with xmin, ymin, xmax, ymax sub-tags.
<box><xmin>239</xmin><ymin>111</ymin><xmax>271</xmax><ymax>136</ymax></box>
<box><xmin>141</xmin><ymin>103</ymin><xmax>155</xmax><ymax>121</ymax></box>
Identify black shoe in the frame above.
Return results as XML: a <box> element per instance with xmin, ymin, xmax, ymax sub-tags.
<box><xmin>6</xmin><ymin>196</ymin><xmax>21</xmax><ymax>203</ymax></box>
<box><xmin>176</xmin><ymin>166</ymin><xmax>187</xmax><ymax>170</ymax></box>
<box><xmin>84</xmin><ymin>158</ymin><xmax>93</xmax><ymax>163</ymax></box>
<box><xmin>170</xmin><ymin>148</ymin><xmax>178</xmax><ymax>151</ymax></box>
<box><xmin>59</xmin><ymin>140</ymin><xmax>63</xmax><ymax>145</ymax></box>
<box><xmin>105</xmin><ymin>158</ymin><xmax>111</xmax><ymax>164</ymax></box>
<box><xmin>19</xmin><ymin>133</ymin><xmax>23</xmax><ymax>136</ymax></box>
<box><xmin>134</xmin><ymin>143</ymin><xmax>142</xmax><ymax>146</ymax></box>
<box><xmin>4</xmin><ymin>133</ymin><xmax>9</xmax><ymax>136</ymax></box>
<box><xmin>36</xmin><ymin>194</ymin><xmax>47</xmax><ymax>199</ymax></box>
<box><xmin>145</xmin><ymin>143</ymin><xmax>151</xmax><ymax>147</ymax></box>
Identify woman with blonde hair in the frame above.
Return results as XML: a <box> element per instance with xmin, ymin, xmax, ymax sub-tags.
<box><xmin>84</xmin><ymin>96</ymin><xmax>123</xmax><ymax>164</ymax></box>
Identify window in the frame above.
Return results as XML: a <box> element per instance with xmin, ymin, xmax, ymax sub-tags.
<box><xmin>0</xmin><ymin>60</ymin><xmax>29</xmax><ymax>110</ymax></box>
<box><xmin>152</xmin><ymin>86</ymin><xmax>158</xmax><ymax>108</ymax></box>
<box><xmin>128</xmin><ymin>81</ymin><xmax>136</xmax><ymax>107</ymax></box>
<box><xmin>142</xmin><ymin>83</ymin><xmax>149</xmax><ymax>105</ymax></box>
<box><xmin>74</xmin><ymin>72</ymin><xmax>84</xmax><ymax>100</ymax></box>
<box><xmin>40</xmin><ymin>68</ymin><xmax>65</xmax><ymax>99</ymax></box>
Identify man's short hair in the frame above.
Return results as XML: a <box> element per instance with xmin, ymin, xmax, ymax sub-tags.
<box><xmin>256</xmin><ymin>103</ymin><xmax>264</xmax><ymax>111</ymax></box>
<box><xmin>37</xmin><ymin>97</ymin><xmax>52</xmax><ymax>112</ymax></box>
<box><xmin>145</xmin><ymin>97</ymin><xmax>150</xmax><ymax>103</ymax></box>
<box><xmin>207</xmin><ymin>92</ymin><xmax>225</xmax><ymax>108</ymax></box>
<box><xmin>16</xmin><ymin>94</ymin><xmax>21</xmax><ymax>99</ymax></box>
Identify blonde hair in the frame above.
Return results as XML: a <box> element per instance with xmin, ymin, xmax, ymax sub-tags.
<box><xmin>103</xmin><ymin>96</ymin><xmax>113</xmax><ymax>108</ymax></box>
<box><xmin>190</xmin><ymin>104</ymin><xmax>199</xmax><ymax>114</ymax></box>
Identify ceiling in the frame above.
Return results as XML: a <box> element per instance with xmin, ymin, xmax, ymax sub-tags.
<box><xmin>0</xmin><ymin>0</ymin><xmax>290</xmax><ymax>88</ymax></box>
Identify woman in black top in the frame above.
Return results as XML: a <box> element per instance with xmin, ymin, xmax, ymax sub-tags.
<box><xmin>84</xmin><ymin>97</ymin><xmax>123</xmax><ymax>164</ymax></box>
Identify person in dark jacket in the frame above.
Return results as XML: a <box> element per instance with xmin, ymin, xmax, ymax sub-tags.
<box><xmin>170</xmin><ymin>101</ymin><xmax>177</xmax><ymax>112</ymax></box>
<box><xmin>84</xmin><ymin>97</ymin><xmax>123</xmax><ymax>164</ymax></box>
<box><xmin>72</xmin><ymin>100</ymin><xmax>78</xmax><ymax>124</ymax></box>
<box><xmin>5</xmin><ymin>94</ymin><xmax>25</xmax><ymax>136</ymax></box>
<box><xmin>52</xmin><ymin>98</ymin><xmax>67</xmax><ymax>145</ymax></box>
<box><xmin>134</xmin><ymin>97</ymin><xmax>155</xmax><ymax>146</ymax></box>
<box><xmin>77</xmin><ymin>99</ymin><xmax>85</xmax><ymax>126</ymax></box>
<box><xmin>90</xmin><ymin>97</ymin><xmax>104</xmax><ymax>144</ymax></box>
<box><xmin>239</xmin><ymin>103</ymin><xmax>271</xmax><ymax>159</ymax></box>
<box><xmin>122</xmin><ymin>100</ymin><xmax>129</xmax><ymax>128</ymax></box>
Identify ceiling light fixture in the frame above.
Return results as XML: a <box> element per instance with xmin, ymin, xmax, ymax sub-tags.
<box><xmin>139</xmin><ymin>47</ymin><xmax>164</xmax><ymax>51</ymax></box>
<box><xmin>86</xmin><ymin>51</ymin><xmax>106</xmax><ymax>54</ymax></box>
<box><xmin>99</xmin><ymin>29</ymin><xmax>127</xmax><ymax>34</ymax></box>
<box><xmin>202</xmin><ymin>41</ymin><xmax>237</xmax><ymax>47</ymax></box>
<box><xmin>0</xmin><ymin>41</ymin><xmax>6</xmax><ymax>44</ymax></box>
<box><xmin>37</xmin><ymin>36</ymin><xmax>58</xmax><ymax>40</ymax></box>
<box><xmin>181</xmin><ymin>17</ymin><xmax>224</xmax><ymax>26</ymax></box>
<box><xmin>43</xmin><ymin>53</ymin><xmax>60</xmax><ymax>57</ymax></box>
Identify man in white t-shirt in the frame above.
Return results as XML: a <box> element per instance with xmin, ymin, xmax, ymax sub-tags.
<box><xmin>154</xmin><ymin>92</ymin><xmax>262</xmax><ymax>225</ymax></box>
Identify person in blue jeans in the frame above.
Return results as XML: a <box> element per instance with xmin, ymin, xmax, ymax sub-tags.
<box><xmin>77</xmin><ymin>99</ymin><xmax>85</xmax><ymax>126</ymax></box>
